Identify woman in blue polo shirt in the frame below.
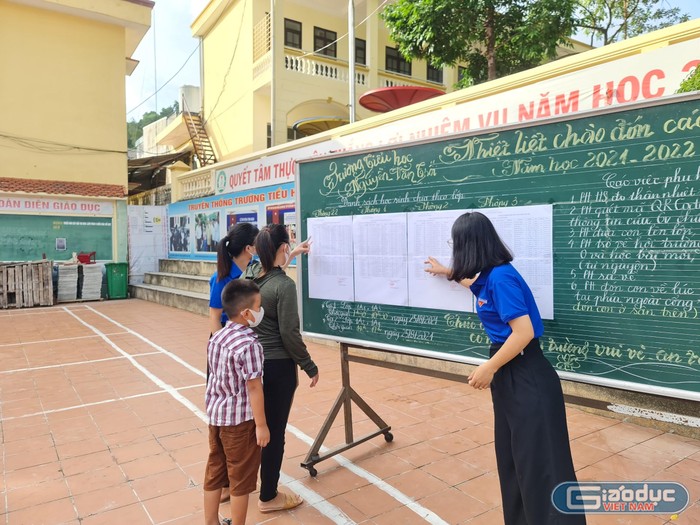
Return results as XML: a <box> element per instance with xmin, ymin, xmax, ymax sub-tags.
<box><xmin>426</xmin><ymin>211</ymin><xmax>584</xmax><ymax>525</ymax></box>
<box><xmin>209</xmin><ymin>224</ymin><xmax>312</xmax><ymax>335</ymax></box>
<box><xmin>208</xmin><ymin>222</ymin><xmax>260</xmax><ymax>336</ymax></box>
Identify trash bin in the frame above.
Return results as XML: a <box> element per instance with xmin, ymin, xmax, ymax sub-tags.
<box><xmin>105</xmin><ymin>262</ymin><xmax>128</xmax><ymax>299</ymax></box>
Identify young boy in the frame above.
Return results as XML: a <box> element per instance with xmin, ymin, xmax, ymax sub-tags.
<box><xmin>204</xmin><ymin>279</ymin><xmax>270</xmax><ymax>525</ymax></box>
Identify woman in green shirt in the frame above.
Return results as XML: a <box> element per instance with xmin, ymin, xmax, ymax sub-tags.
<box><xmin>253</xmin><ymin>224</ymin><xmax>319</xmax><ymax>513</ymax></box>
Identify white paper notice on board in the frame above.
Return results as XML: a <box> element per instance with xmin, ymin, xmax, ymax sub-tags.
<box><xmin>307</xmin><ymin>216</ymin><xmax>355</xmax><ymax>302</ymax></box>
<box><xmin>479</xmin><ymin>204</ymin><xmax>554</xmax><ymax>319</ymax></box>
<box><xmin>353</xmin><ymin>213</ymin><xmax>408</xmax><ymax>306</ymax></box>
<box><xmin>407</xmin><ymin>209</ymin><xmax>474</xmax><ymax>312</ymax></box>
<box><xmin>305</xmin><ymin>205</ymin><xmax>553</xmax><ymax>317</ymax></box>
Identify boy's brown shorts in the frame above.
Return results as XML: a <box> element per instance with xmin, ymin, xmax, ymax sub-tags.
<box><xmin>203</xmin><ymin>420</ymin><xmax>261</xmax><ymax>496</ymax></box>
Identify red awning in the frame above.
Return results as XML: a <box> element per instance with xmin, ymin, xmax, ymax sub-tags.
<box><xmin>359</xmin><ymin>86</ymin><xmax>445</xmax><ymax>113</ymax></box>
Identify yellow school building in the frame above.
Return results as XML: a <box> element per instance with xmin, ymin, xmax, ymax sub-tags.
<box><xmin>156</xmin><ymin>0</ymin><xmax>592</xmax><ymax>166</ymax></box>
<box><xmin>0</xmin><ymin>0</ymin><xmax>153</xmax><ymax>262</ymax></box>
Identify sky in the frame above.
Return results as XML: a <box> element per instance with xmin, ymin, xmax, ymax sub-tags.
<box><xmin>125</xmin><ymin>0</ymin><xmax>700</xmax><ymax>122</ymax></box>
<box><xmin>125</xmin><ymin>0</ymin><xmax>208</xmax><ymax>121</ymax></box>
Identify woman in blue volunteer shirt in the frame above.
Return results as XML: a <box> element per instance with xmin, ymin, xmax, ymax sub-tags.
<box><xmin>209</xmin><ymin>223</ymin><xmax>310</xmax><ymax>335</ymax></box>
<box><xmin>208</xmin><ymin>223</ymin><xmax>259</xmax><ymax>336</ymax></box>
<box><xmin>426</xmin><ymin>212</ymin><xmax>585</xmax><ymax>525</ymax></box>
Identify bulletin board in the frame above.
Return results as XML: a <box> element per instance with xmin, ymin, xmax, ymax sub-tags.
<box><xmin>0</xmin><ymin>215</ymin><xmax>113</xmax><ymax>262</ymax></box>
<box><xmin>297</xmin><ymin>94</ymin><xmax>700</xmax><ymax>401</ymax></box>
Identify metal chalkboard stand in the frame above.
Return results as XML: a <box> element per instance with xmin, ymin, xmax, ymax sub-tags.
<box><xmin>301</xmin><ymin>343</ymin><xmax>393</xmax><ymax>477</ymax></box>
<box><xmin>301</xmin><ymin>342</ymin><xmax>475</xmax><ymax>477</ymax></box>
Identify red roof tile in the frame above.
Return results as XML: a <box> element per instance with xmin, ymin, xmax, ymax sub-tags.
<box><xmin>0</xmin><ymin>178</ymin><xmax>125</xmax><ymax>198</ymax></box>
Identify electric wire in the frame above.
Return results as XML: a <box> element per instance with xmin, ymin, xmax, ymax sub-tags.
<box><xmin>203</xmin><ymin>0</ymin><xmax>390</xmax><ymax>124</ymax></box>
<box><xmin>202</xmin><ymin>0</ymin><xmax>247</xmax><ymax>126</ymax></box>
<box><xmin>126</xmin><ymin>42</ymin><xmax>200</xmax><ymax>117</ymax></box>
<box><xmin>0</xmin><ymin>132</ymin><xmax>127</xmax><ymax>154</ymax></box>
<box><xmin>296</xmin><ymin>0</ymin><xmax>389</xmax><ymax>59</ymax></box>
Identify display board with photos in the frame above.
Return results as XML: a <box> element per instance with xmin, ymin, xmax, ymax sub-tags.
<box><xmin>166</xmin><ymin>182</ymin><xmax>297</xmax><ymax>260</ymax></box>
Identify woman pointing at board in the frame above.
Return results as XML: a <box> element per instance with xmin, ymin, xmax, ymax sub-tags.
<box><xmin>251</xmin><ymin>224</ymin><xmax>319</xmax><ymax>513</ymax></box>
<box><xmin>425</xmin><ymin>212</ymin><xmax>585</xmax><ymax>525</ymax></box>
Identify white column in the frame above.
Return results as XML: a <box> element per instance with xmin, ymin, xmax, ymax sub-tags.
<box><xmin>366</xmin><ymin>0</ymin><xmax>380</xmax><ymax>89</ymax></box>
<box><xmin>348</xmin><ymin>0</ymin><xmax>356</xmax><ymax>122</ymax></box>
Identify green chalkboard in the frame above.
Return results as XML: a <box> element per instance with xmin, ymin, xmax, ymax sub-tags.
<box><xmin>0</xmin><ymin>215</ymin><xmax>113</xmax><ymax>262</ymax></box>
<box><xmin>297</xmin><ymin>94</ymin><xmax>700</xmax><ymax>400</ymax></box>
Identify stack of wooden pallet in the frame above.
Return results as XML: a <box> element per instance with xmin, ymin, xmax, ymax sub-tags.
<box><xmin>0</xmin><ymin>260</ymin><xmax>54</xmax><ymax>309</ymax></box>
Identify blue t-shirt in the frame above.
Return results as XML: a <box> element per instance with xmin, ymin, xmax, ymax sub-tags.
<box><xmin>209</xmin><ymin>264</ymin><xmax>243</xmax><ymax>326</ymax></box>
<box><xmin>469</xmin><ymin>263</ymin><xmax>544</xmax><ymax>344</ymax></box>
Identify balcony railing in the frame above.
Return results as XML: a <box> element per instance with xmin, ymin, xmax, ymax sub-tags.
<box><xmin>128</xmin><ymin>185</ymin><xmax>172</xmax><ymax>206</ymax></box>
<box><xmin>253</xmin><ymin>52</ymin><xmax>272</xmax><ymax>79</ymax></box>
<box><xmin>180</xmin><ymin>170</ymin><xmax>214</xmax><ymax>201</ymax></box>
<box><xmin>378</xmin><ymin>70</ymin><xmax>443</xmax><ymax>89</ymax></box>
<box><xmin>284</xmin><ymin>53</ymin><xmax>368</xmax><ymax>86</ymax></box>
<box><xmin>253</xmin><ymin>13</ymin><xmax>271</xmax><ymax>62</ymax></box>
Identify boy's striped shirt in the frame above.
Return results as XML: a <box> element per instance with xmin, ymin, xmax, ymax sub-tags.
<box><xmin>206</xmin><ymin>322</ymin><xmax>264</xmax><ymax>426</ymax></box>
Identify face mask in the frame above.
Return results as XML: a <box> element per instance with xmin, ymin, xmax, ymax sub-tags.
<box><xmin>243</xmin><ymin>306</ymin><xmax>265</xmax><ymax>327</ymax></box>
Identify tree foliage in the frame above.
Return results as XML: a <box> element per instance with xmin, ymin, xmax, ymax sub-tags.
<box><xmin>381</xmin><ymin>0</ymin><xmax>576</xmax><ymax>86</ymax></box>
<box><xmin>127</xmin><ymin>101</ymin><xmax>179</xmax><ymax>149</ymax></box>
<box><xmin>677</xmin><ymin>66</ymin><xmax>700</xmax><ymax>94</ymax></box>
<box><xmin>576</xmin><ymin>0</ymin><xmax>690</xmax><ymax>46</ymax></box>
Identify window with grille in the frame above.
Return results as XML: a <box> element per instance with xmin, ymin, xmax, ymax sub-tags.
<box><xmin>458</xmin><ymin>66</ymin><xmax>469</xmax><ymax>82</ymax></box>
<box><xmin>284</xmin><ymin>19</ymin><xmax>302</xmax><ymax>49</ymax></box>
<box><xmin>314</xmin><ymin>27</ymin><xmax>337</xmax><ymax>58</ymax></box>
<box><xmin>385</xmin><ymin>47</ymin><xmax>411</xmax><ymax>76</ymax></box>
<box><xmin>427</xmin><ymin>64</ymin><xmax>443</xmax><ymax>84</ymax></box>
<box><xmin>355</xmin><ymin>38</ymin><xmax>366</xmax><ymax>65</ymax></box>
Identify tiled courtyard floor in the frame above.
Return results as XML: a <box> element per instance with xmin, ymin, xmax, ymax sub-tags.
<box><xmin>1</xmin><ymin>299</ymin><xmax>699</xmax><ymax>524</ymax></box>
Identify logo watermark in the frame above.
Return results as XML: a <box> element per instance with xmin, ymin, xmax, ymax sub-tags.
<box><xmin>216</xmin><ymin>171</ymin><xmax>226</xmax><ymax>193</ymax></box>
<box><xmin>552</xmin><ymin>482</ymin><xmax>689</xmax><ymax>514</ymax></box>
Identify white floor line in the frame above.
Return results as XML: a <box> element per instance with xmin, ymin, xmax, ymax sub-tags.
<box><xmin>63</xmin><ymin>307</ymin><xmax>355</xmax><ymax>525</ymax></box>
<box><xmin>0</xmin><ymin>309</ymin><xmax>71</xmax><ymax>316</ymax></box>
<box><xmin>287</xmin><ymin>426</ymin><xmax>451</xmax><ymax>525</ymax></box>
<box><xmin>84</xmin><ymin>305</ymin><xmax>206</xmax><ymax>379</ymax></box>
<box><xmin>0</xmin><ymin>352</ymin><xmax>161</xmax><ymax>374</ymax></box>
<box><xmin>81</xmin><ymin>305</ymin><xmax>453</xmax><ymax>525</ymax></box>
<box><xmin>0</xmin><ymin>303</ymin><xmax>123</xmax><ymax>318</ymax></box>
<box><xmin>63</xmin><ymin>307</ymin><xmax>209</xmax><ymax>421</ymax></box>
<box><xmin>2</xmin><ymin>383</ymin><xmax>205</xmax><ymax>421</ymax></box>
<box><xmin>0</xmin><ymin>333</ymin><xmax>127</xmax><ymax>348</ymax></box>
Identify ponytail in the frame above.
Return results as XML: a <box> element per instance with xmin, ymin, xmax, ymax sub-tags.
<box><xmin>216</xmin><ymin>222</ymin><xmax>259</xmax><ymax>281</ymax></box>
<box><xmin>255</xmin><ymin>224</ymin><xmax>289</xmax><ymax>272</ymax></box>
<box><xmin>216</xmin><ymin>238</ymin><xmax>233</xmax><ymax>281</ymax></box>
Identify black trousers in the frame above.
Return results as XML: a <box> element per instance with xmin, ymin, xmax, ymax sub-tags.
<box><xmin>490</xmin><ymin>339</ymin><xmax>586</xmax><ymax>525</ymax></box>
<box><xmin>259</xmin><ymin>358</ymin><xmax>298</xmax><ymax>502</ymax></box>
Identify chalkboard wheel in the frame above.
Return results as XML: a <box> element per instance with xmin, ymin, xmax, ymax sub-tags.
<box><xmin>384</xmin><ymin>432</ymin><xmax>394</xmax><ymax>442</ymax></box>
<box><xmin>308</xmin><ymin>467</ymin><xmax>318</xmax><ymax>477</ymax></box>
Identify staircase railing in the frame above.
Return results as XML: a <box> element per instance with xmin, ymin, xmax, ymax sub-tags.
<box><xmin>182</xmin><ymin>97</ymin><xmax>217</xmax><ymax>167</ymax></box>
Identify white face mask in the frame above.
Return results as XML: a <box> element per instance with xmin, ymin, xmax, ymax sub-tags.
<box><xmin>243</xmin><ymin>306</ymin><xmax>265</xmax><ymax>327</ymax></box>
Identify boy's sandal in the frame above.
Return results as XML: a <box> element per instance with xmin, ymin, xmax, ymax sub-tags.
<box><xmin>258</xmin><ymin>489</ymin><xmax>303</xmax><ymax>513</ymax></box>
<box><xmin>221</xmin><ymin>519</ymin><xmax>232</xmax><ymax>525</ymax></box>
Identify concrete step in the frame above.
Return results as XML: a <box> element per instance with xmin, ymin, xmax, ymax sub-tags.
<box><xmin>144</xmin><ymin>272</ymin><xmax>210</xmax><ymax>294</ymax></box>
<box><xmin>129</xmin><ymin>283</ymin><xmax>208</xmax><ymax>316</ymax></box>
<box><xmin>159</xmin><ymin>258</ymin><xmax>217</xmax><ymax>277</ymax></box>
